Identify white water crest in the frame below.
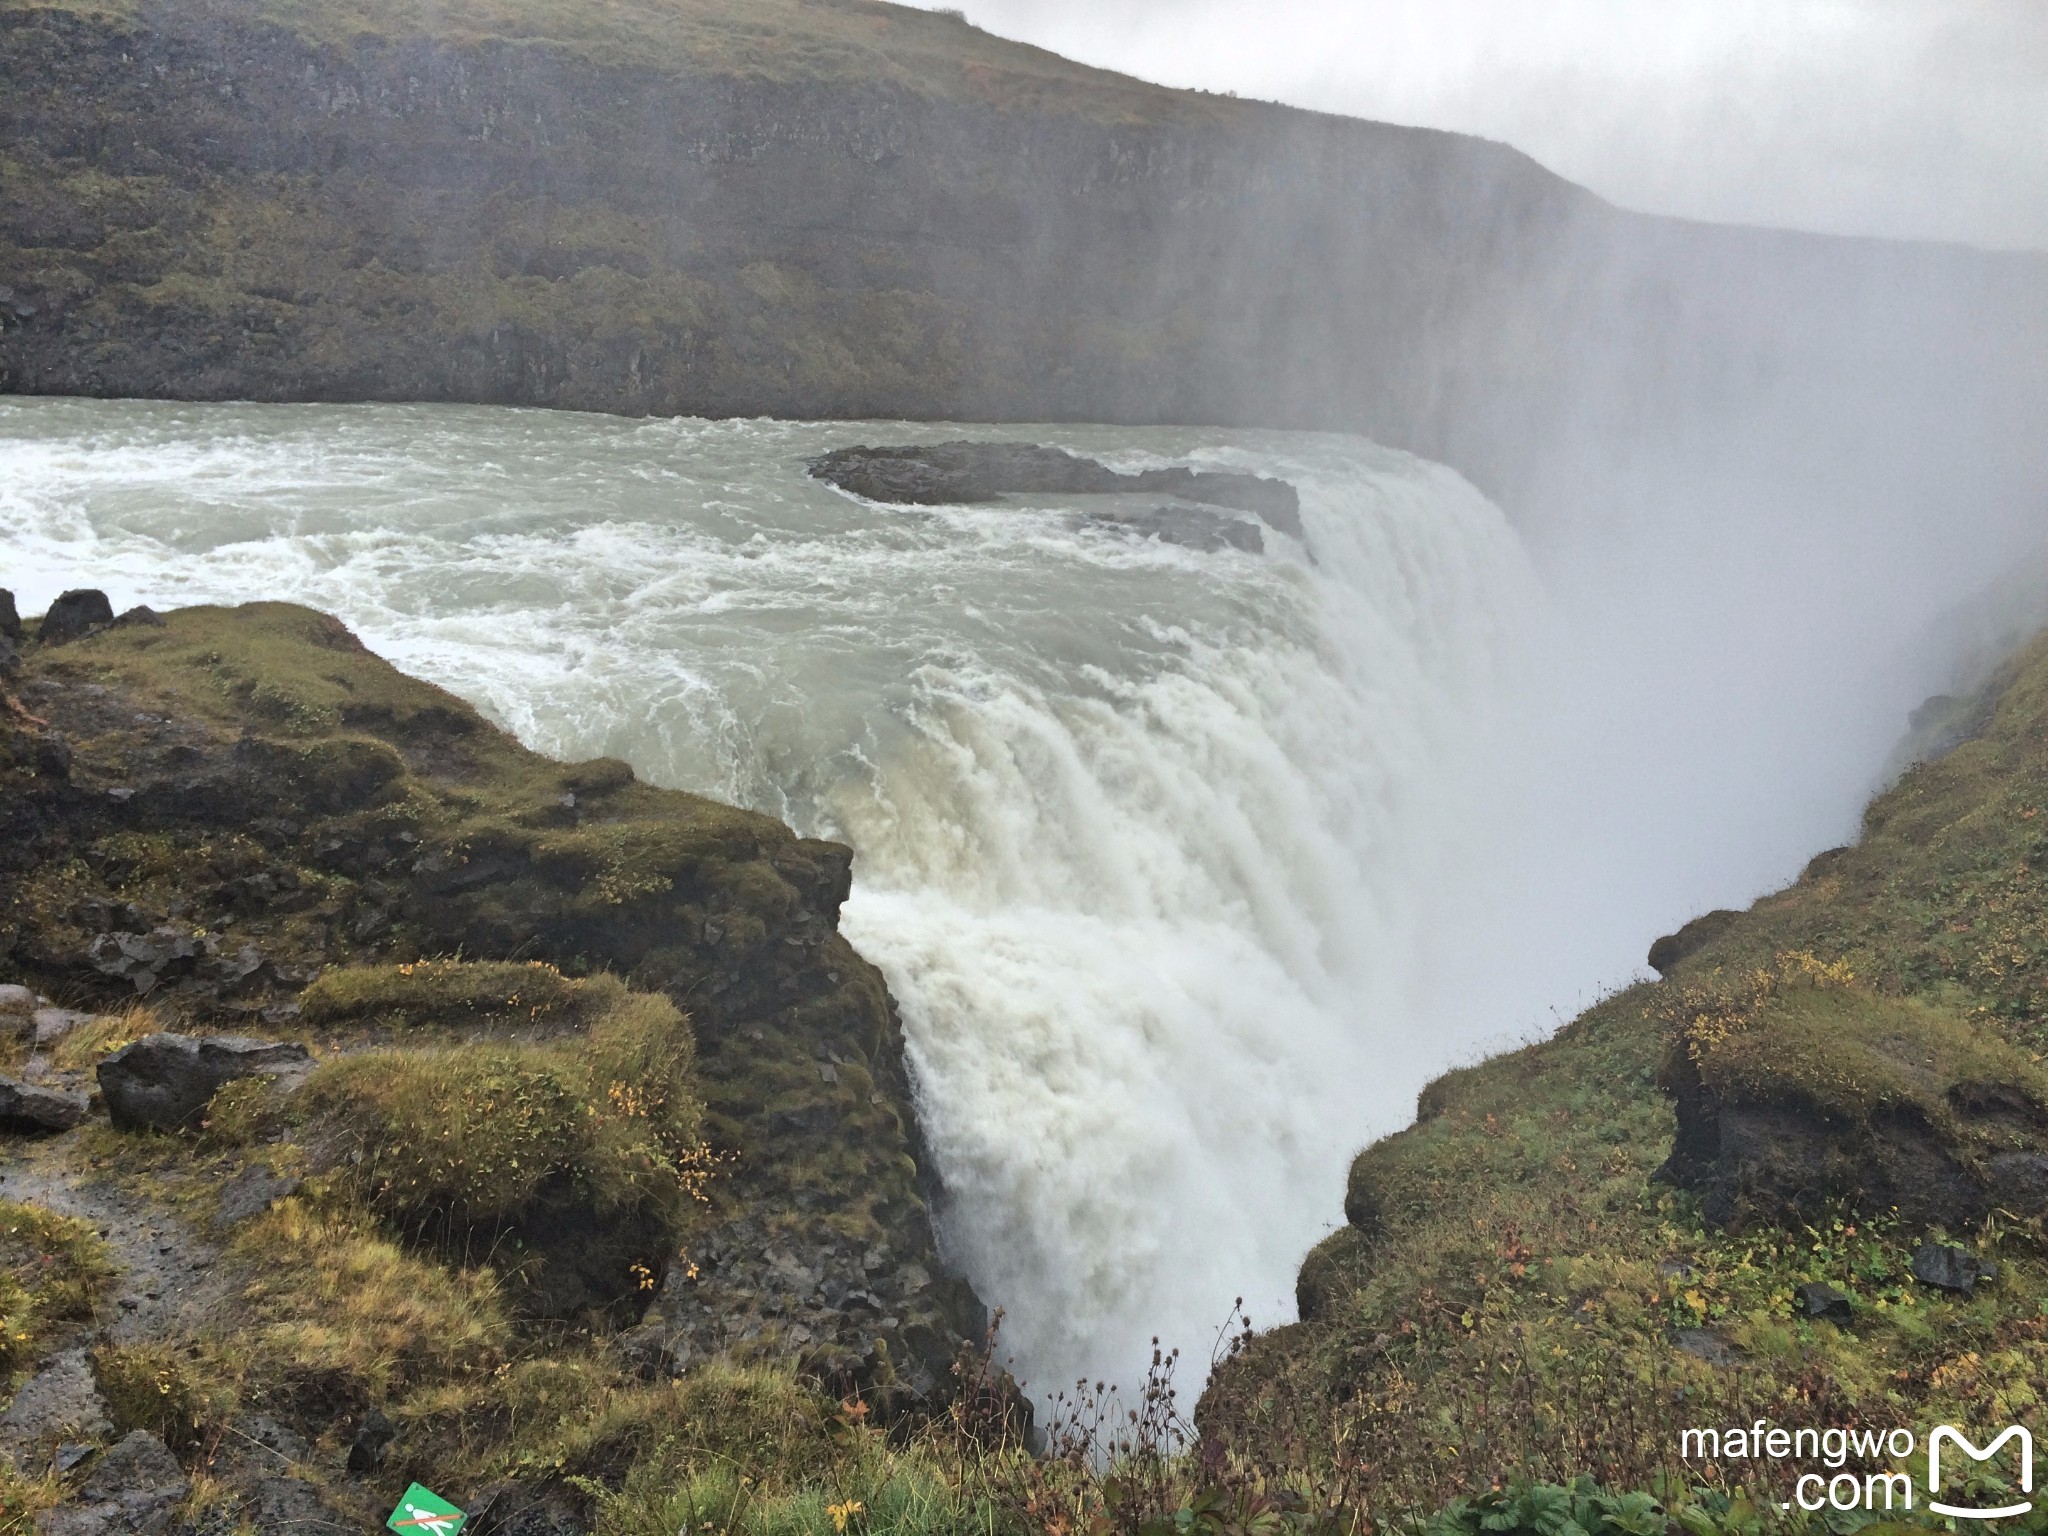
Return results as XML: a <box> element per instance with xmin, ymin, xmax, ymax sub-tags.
<box><xmin>0</xmin><ymin>398</ymin><xmax>1538</xmax><ymax>1394</ymax></box>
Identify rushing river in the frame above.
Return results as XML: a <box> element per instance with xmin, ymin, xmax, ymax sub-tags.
<box><xmin>0</xmin><ymin>397</ymin><xmax>1541</xmax><ymax>1393</ymax></box>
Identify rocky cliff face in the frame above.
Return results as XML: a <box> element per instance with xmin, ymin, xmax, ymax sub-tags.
<box><xmin>4</xmin><ymin>0</ymin><xmax>2047</xmax><ymax>519</ymax></box>
<box><xmin>0</xmin><ymin>597</ymin><xmax>983</xmax><ymax>1417</ymax></box>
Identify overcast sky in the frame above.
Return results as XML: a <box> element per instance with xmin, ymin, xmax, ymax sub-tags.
<box><xmin>913</xmin><ymin>0</ymin><xmax>2048</xmax><ymax>252</ymax></box>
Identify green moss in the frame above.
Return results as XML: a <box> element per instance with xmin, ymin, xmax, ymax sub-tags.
<box><xmin>299</xmin><ymin>981</ymin><xmax>710</xmax><ymax>1250</ymax></box>
<box><xmin>300</xmin><ymin>959</ymin><xmax>625</xmax><ymax>1034</ymax></box>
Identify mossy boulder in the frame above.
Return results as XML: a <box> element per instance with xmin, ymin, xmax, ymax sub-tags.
<box><xmin>1653</xmin><ymin>953</ymin><xmax>2048</xmax><ymax>1227</ymax></box>
<box><xmin>294</xmin><ymin>966</ymin><xmax>709</xmax><ymax>1323</ymax></box>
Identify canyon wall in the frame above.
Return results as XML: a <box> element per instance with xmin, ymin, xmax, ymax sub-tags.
<box><xmin>4</xmin><ymin>0</ymin><xmax>2047</xmax><ymax>518</ymax></box>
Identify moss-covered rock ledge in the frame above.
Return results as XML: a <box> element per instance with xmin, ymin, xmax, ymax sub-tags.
<box><xmin>0</xmin><ymin>597</ymin><xmax>982</xmax><ymax>1435</ymax></box>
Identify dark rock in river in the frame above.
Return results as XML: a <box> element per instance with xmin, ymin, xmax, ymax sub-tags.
<box><xmin>98</xmin><ymin>1033</ymin><xmax>312</xmax><ymax>1131</ymax></box>
<box><xmin>815</xmin><ymin>442</ymin><xmax>1122</xmax><ymax>503</ymax></box>
<box><xmin>39</xmin><ymin>589</ymin><xmax>116</xmax><ymax>646</ymax></box>
<box><xmin>809</xmin><ymin>442</ymin><xmax>1304</xmax><ymax>545</ymax></box>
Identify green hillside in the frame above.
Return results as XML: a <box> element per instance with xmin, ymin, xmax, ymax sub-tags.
<box><xmin>1197</xmin><ymin>633</ymin><xmax>2048</xmax><ymax>1520</ymax></box>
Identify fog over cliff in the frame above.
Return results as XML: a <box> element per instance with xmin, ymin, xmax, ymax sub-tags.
<box><xmin>922</xmin><ymin>0</ymin><xmax>2048</xmax><ymax>251</ymax></box>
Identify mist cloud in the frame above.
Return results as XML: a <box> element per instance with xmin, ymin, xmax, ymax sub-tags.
<box><xmin>917</xmin><ymin>0</ymin><xmax>2048</xmax><ymax>251</ymax></box>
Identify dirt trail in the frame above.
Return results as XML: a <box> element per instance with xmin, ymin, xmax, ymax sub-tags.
<box><xmin>0</xmin><ymin>1129</ymin><xmax>234</xmax><ymax>1347</ymax></box>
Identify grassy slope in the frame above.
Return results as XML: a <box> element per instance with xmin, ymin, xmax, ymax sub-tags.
<box><xmin>9</xmin><ymin>0</ymin><xmax>1241</xmax><ymax>124</ymax></box>
<box><xmin>1198</xmin><ymin>633</ymin><xmax>2048</xmax><ymax>1518</ymax></box>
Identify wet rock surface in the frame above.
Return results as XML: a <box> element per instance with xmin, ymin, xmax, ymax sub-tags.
<box><xmin>809</xmin><ymin>442</ymin><xmax>1305</xmax><ymax>544</ymax></box>
<box><xmin>0</xmin><ymin>1349</ymin><xmax>113</xmax><ymax>1459</ymax></box>
<box><xmin>98</xmin><ymin>1034</ymin><xmax>312</xmax><ymax>1132</ymax></box>
<box><xmin>1911</xmin><ymin>1242</ymin><xmax>1998</xmax><ymax>1294</ymax></box>
<box><xmin>44</xmin><ymin>1431</ymin><xmax>191</xmax><ymax>1536</ymax></box>
<box><xmin>1653</xmin><ymin>980</ymin><xmax>2048</xmax><ymax>1234</ymax></box>
<box><xmin>1657</xmin><ymin>1068</ymin><xmax>1997</xmax><ymax>1231</ymax></box>
<box><xmin>0</xmin><ymin>1075</ymin><xmax>88</xmax><ymax>1133</ymax></box>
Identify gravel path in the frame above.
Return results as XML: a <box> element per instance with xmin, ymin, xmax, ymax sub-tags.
<box><xmin>0</xmin><ymin>1130</ymin><xmax>234</xmax><ymax>1347</ymax></box>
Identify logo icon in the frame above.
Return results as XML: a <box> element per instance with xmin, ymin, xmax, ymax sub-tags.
<box><xmin>1929</xmin><ymin>1426</ymin><xmax>2034</xmax><ymax>1520</ymax></box>
<box><xmin>388</xmin><ymin>1483</ymin><xmax>468</xmax><ymax>1536</ymax></box>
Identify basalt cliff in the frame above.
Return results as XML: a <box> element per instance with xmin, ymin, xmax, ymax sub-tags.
<box><xmin>4</xmin><ymin>0</ymin><xmax>2048</xmax><ymax>521</ymax></box>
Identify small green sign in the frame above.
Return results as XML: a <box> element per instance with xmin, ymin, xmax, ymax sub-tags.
<box><xmin>388</xmin><ymin>1483</ymin><xmax>466</xmax><ymax>1536</ymax></box>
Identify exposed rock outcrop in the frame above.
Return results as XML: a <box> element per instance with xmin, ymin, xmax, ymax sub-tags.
<box><xmin>810</xmin><ymin>441</ymin><xmax>1301</xmax><ymax>555</ymax></box>
<box><xmin>1646</xmin><ymin>909</ymin><xmax>1740</xmax><ymax>976</ymax></box>
<box><xmin>810</xmin><ymin>441</ymin><xmax>1304</xmax><ymax>533</ymax></box>
<box><xmin>37</xmin><ymin>589</ymin><xmax>114</xmax><ymax>647</ymax></box>
<box><xmin>42</xmin><ymin>1431</ymin><xmax>190</xmax><ymax>1536</ymax></box>
<box><xmin>1912</xmin><ymin>1242</ymin><xmax>1998</xmax><ymax>1294</ymax></box>
<box><xmin>1652</xmin><ymin>970</ymin><xmax>2048</xmax><ymax>1231</ymax></box>
<box><xmin>0</xmin><ymin>597</ymin><xmax>982</xmax><ymax>1412</ymax></box>
<box><xmin>0</xmin><ymin>1074</ymin><xmax>88</xmax><ymax>1132</ymax></box>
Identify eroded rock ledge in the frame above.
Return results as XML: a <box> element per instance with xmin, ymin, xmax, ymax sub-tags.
<box><xmin>0</xmin><ymin>594</ymin><xmax>983</xmax><ymax>1410</ymax></box>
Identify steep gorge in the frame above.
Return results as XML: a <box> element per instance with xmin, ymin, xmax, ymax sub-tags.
<box><xmin>4</xmin><ymin>0</ymin><xmax>2048</xmax><ymax>524</ymax></box>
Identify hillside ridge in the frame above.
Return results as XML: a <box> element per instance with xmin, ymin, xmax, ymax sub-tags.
<box><xmin>5</xmin><ymin>0</ymin><xmax>2047</xmax><ymax>520</ymax></box>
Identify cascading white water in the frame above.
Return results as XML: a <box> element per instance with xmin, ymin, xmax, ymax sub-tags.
<box><xmin>0</xmin><ymin>398</ymin><xmax>1540</xmax><ymax>1394</ymax></box>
